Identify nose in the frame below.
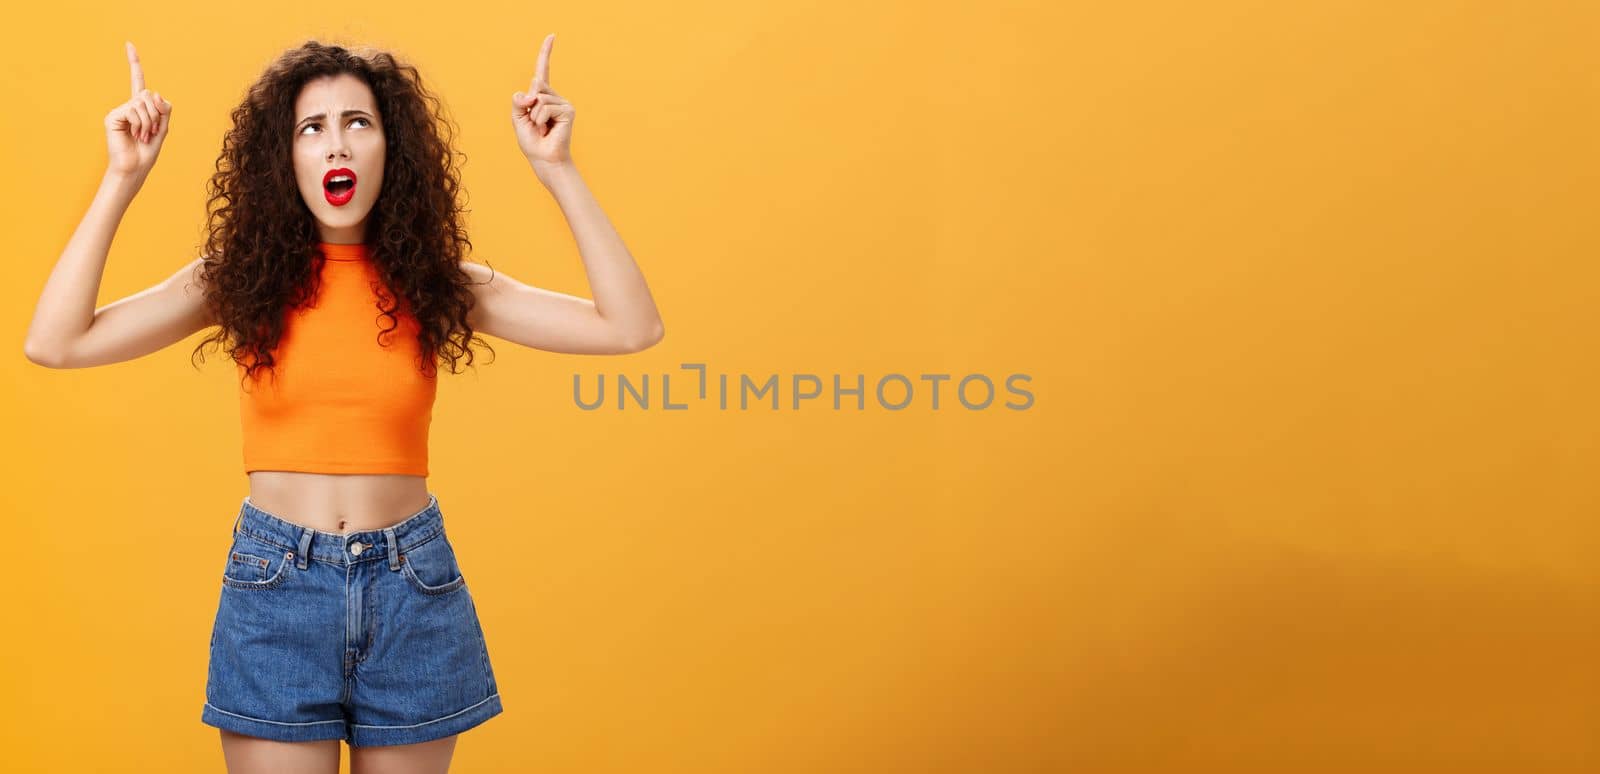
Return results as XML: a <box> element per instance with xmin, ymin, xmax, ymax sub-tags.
<box><xmin>325</xmin><ymin>131</ymin><xmax>351</xmax><ymax>162</ymax></box>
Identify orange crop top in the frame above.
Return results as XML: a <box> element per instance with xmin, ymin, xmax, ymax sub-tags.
<box><xmin>238</xmin><ymin>241</ymin><xmax>438</xmax><ymax>476</ymax></box>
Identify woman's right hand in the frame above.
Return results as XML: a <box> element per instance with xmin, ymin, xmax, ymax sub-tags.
<box><xmin>104</xmin><ymin>41</ymin><xmax>172</xmax><ymax>180</ymax></box>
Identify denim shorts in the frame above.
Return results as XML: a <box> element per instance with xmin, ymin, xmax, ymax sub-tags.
<box><xmin>200</xmin><ymin>492</ymin><xmax>503</xmax><ymax>747</ymax></box>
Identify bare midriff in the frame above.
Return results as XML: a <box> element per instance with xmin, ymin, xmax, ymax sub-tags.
<box><xmin>246</xmin><ymin>471</ymin><xmax>432</xmax><ymax>534</ymax></box>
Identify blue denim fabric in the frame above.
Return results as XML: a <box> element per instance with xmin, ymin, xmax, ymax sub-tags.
<box><xmin>201</xmin><ymin>492</ymin><xmax>503</xmax><ymax>747</ymax></box>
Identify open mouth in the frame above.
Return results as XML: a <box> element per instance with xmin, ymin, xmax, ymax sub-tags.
<box><xmin>323</xmin><ymin>168</ymin><xmax>357</xmax><ymax>206</ymax></box>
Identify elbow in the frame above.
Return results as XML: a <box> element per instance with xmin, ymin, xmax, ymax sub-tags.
<box><xmin>623</xmin><ymin>320</ymin><xmax>664</xmax><ymax>353</ymax></box>
<box><xmin>23</xmin><ymin>339</ymin><xmax>64</xmax><ymax>369</ymax></box>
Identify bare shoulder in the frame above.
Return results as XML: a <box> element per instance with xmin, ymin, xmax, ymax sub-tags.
<box><xmin>457</xmin><ymin>259</ymin><xmax>514</xmax><ymax>330</ymax></box>
<box><xmin>457</xmin><ymin>258</ymin><xmax>495</xmax><ymax>284</ymax></box>
<box><xmin>178</xmin><ymin>254</ymin><xmax>217</xmax><ymax>327</ymax></box>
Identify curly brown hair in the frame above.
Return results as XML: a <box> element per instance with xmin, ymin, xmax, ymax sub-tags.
<box><xmin>190</xmin><ymin>40</ymin><xmax>494</xmax><ymax>385</ymax></box>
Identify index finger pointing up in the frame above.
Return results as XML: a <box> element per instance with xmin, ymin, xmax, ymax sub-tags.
<box><xmin>126</xmin><ymin>41</ymin><xmax>144</xmax><ymax>96</ymax></box>
<box><xmin>530</xmin><ymin>33</ymin><xmax>554</xmax><ymax>92</ymax></box>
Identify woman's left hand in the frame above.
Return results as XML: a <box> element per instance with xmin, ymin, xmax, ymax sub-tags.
<box><xmin>512</xmin><ymin>34</ymin><xmax>575</xmax><ymax>170</ymax></box>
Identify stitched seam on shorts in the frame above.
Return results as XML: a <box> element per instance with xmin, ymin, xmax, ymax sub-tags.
<box><xmin>204</xmin><ymin>702</ymin><xmax>345</xmax><ymax>726</ymax></box>
<box><xmin>237</xmin><ymin>526</ymin><xmax>446</xmax><ymax>564</ymax></box>
<box><xmin>349</xmin><ymin>693</ymin><xmax>500</xmax><ymax>729</ymax></box>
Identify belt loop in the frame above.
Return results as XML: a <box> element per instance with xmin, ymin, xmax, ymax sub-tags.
<box><xmin>297</xmin><ymin>528</ymin><xmax>314</xmax><ymax>570</ymax></box>
<box><xmin>384</xmin><ymin>527</ymin><xmax>401</xmax><ymax>571</ymax></box>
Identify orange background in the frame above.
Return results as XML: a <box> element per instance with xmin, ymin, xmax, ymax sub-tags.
<box><xmin>2</xmin><ymin>1</ymin><xmax>1596</xmax><ymax>771</ymax></box>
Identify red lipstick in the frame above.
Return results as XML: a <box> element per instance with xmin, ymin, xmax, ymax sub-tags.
<box><xmin>323</xmin><ymin>168</ymin><xmax>357</xmax><ymax>206</ymax></box>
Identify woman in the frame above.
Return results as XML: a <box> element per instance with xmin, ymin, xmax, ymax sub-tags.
<box><xmin>23</xmin><ymin>36</ymin><xmax>662</xmax><ymax>772</ymax></box>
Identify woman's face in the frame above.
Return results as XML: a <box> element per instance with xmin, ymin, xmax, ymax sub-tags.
<box><xmin>292</xmin><ymin>73</ymin><xmax>385</xmax><ymax>244</ymax></box>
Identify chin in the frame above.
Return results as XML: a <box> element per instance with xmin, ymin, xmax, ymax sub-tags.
<box><xmin>311</xmin><ymin>205</ymin><xmax>374</xmax><ymax>226</ymax></box>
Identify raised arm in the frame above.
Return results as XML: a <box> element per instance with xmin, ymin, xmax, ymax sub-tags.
<box><xmin>22</xmin><ymin>41</ymin><xmax>208</xmax><ymax>369</ymax></box>
<box><xmin>498</xmin><ymin>33</ymin><xmax>664</xmax><ymax>354</ymax></box>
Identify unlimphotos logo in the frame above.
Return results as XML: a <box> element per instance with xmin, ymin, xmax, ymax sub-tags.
<box><xmin>574</xmin><ymin>363</ymin><xmax>1034</xmax><ymax>411</ymax></box>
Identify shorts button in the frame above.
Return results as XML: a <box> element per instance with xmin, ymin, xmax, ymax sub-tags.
<box><xmin>349</xmin><ymin>541</ymin><xmax>366</xmax><ymax>556</ymax></box>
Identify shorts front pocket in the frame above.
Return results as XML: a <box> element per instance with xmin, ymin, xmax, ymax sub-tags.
<box><xmin>225</xmin><ymin>551</ymin><xmax>271</xmax><ymax>583</ymax></box>
<box><xmin>221</xmin><ymin>534</ymin><xmax>296</xmax><ymax>590</ymax></box>
<box><xmin>399</xmin><ymin>534</ymin><xmax>467</xmax><ymax>595</ymax></box>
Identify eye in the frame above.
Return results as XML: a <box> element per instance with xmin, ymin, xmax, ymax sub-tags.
<box><xmin>298</xmin><ymin>117</ymin><xmax>373</xmax><ymax>135</ymax></box>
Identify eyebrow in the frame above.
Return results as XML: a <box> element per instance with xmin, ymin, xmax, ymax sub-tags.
<box><xmin>296</xmin><ymin>109</ymin><xmax>375</xmax><ymax>128</ymax></box>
